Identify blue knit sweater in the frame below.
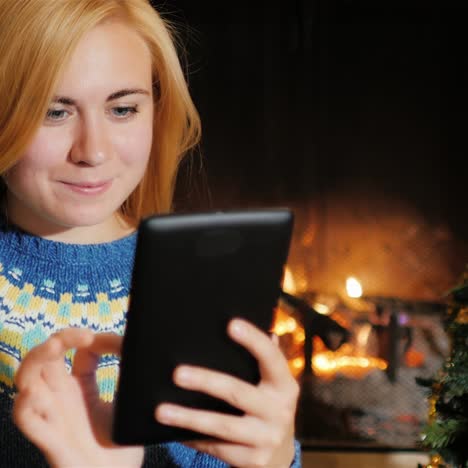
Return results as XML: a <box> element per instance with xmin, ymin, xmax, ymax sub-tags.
<box><xmin>0</xmin><ymin>222</ymin><xmax>301</xmax><ymax>467</ymax></box>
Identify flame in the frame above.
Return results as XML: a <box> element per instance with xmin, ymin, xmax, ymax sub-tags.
<box><xmin>273</xmin><ymin>316</ymin><xmax>298</xmax><ymax>335</ymax></box>
<box><xmin>312</xmin><ymin>348</ymin><xmax>387</xmax><ymax>379</ymax></box>
<box><xmin>274</xmin><ymin>272</ymin><xmax>388</xmax><ymax>380</ymax></box>
<box><xmin>346</xmin><ymin>277</ymin><xmax>363</xmax><ymax>298</ymax></box>
<box><xmin>282</xmin><ymin>267</ymin><xmax>297</xmax><ymax>294</ymax></box>
<box><xmin>273</xmin><ymin>307</ymin><xmax>304</xmax><ymax>343</ymax></box>
<box><xmin>286</xmin><ymin>357</ymin><xmax>304</xmax><ymax>378</ymax></box>
<box><xmin>312</xmin><ymin>302</ymin><xmax>331</xmax><ymax>315</ymax></box>
<box><xmin>355</xmin><ymin>322</ymin><xmax>372</xmax><ymax>352</ymax></box>
<box><xmin>285</xmin><ymin>345</ymin><xmax>388</xmax><ymax>380</ymax></box>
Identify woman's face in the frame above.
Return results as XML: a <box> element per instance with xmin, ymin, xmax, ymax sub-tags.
<box><xmin>5</xmin><ymin>20</ymin><xmax>154</xmax><ymax>242</ymax></box>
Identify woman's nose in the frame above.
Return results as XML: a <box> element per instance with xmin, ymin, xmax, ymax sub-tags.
<box><xmin>69</xmin><ymin>120</ymin><xmax>111</xmax><ymax>166</ymax></box>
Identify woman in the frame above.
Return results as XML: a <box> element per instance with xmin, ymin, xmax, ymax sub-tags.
<box><xmin>0</xmin><ymin>0</ymin><xmax>301</xmax><ymax>466</ymax></box>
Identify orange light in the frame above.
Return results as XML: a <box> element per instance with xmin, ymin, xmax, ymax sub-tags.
<box><xmin>312</xmin><ymin>344</ymin><xmax>387</xmax><ymax>379</ymax></box>
<box><xmin>346</xmin><ymin>277</ymin><xmax>363</xmax><ymax>298</ymax></box>
<box><xmin>282</xmin><ymin>267</ymin><xmax>297</xmax><ymax>295</ymax></box>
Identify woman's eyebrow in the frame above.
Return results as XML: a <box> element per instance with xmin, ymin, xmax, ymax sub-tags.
<box><xmin>107</xmin><ymin>88</ymin><xmax>150</xmax><ymax>101</ymax></box>
<box><xmin>51</xmin><ymin>88</ymin><xmax>151</xmax><ymax>105</ymax></box>
<box><xmin>51</xmin><ymin>96</ymin><xmax>76</xmax><ymax>105</ymax></box>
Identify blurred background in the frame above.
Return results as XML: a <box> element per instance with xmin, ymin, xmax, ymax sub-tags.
<box><xmin>158</xmin><ymin>0</ymin><xmax>468</xmax><ymax>300</ymax></box>
<box><xmin>153</xmin><ymin>0</ymin><xmax>467</xmax><ymax>461</ymax></box>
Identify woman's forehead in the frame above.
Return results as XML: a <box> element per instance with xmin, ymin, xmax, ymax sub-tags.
<box><xmin>53</xmin><ymin>21</ymin><xmax>153</xmax><ymax>101</ymax></box>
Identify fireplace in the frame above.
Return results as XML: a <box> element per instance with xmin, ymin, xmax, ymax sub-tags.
<box><xmin>265</xmin><ymin>192</ymin><xmax>459</xmax><ymax>450</ymax></box>
<box><xmin>274</xmin><ymin>269</ymin><xmax>448</xmax><ymax>450</ymax></box>
<box><xmin>168</xmin><ymin>0</ymin><xmax>467</xmax><ymax>452</ymax></box>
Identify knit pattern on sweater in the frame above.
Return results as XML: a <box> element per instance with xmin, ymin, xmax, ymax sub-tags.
<box><xmin>0</xmin><ymin>224</ymin><xmax>134</xmax><ymax>402</ymax></box>
<box><xmin>0</xmin><ymin>222</ymin><xmax>301</xmax><ymax>467</ymax></box>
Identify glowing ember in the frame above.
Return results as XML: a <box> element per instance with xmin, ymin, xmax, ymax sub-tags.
<box><xmin>273</xmin><ymin>307</ymin><xmax>304</xmax><ymax>344</ymax></box>
<box><xmin>274</xmin><ymin>316</ymin><xmax>298</xmax><ymax>335</ymax></box>
<box><xmin>312</xmin><ymin>345</ymin><xmax>387</xmax><ymax>379</ymax></box>
<box><xmin>282</xmin><ymin>267</ymin><xmax>297</xmax><ymax>294</ymax></box>
<box><xmin>346</xmin><ymin>277</ymin><xmax>363</xmax><ymax>298</ymax></box>
<box><xmin>289</xmin><ymin>357</ymin><xmax>305</xmax><ymax>377</ymax></box>
<box><xmin>285</xmin><ymin>347</ymin><xmax>387</xmax><ymax>379</ymax></box>
<box><xmin>312</xmin><ymin>302</ymin><xmax>330</xmax><ymax>315</ymax></box>
<box><xmin>274</xmin><ymin>270</ymin><xmax>387</xmax><ymax>380</ymax></box>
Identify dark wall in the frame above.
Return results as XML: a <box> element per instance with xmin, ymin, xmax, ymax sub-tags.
<box><xmin>154</xmin><ymin>2</ymin><xmax>468</xmax><ymax>242</ymax></box>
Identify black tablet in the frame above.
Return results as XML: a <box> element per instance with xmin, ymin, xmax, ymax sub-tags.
<box><xmin>112</xmin><ymin>209</ymin><xmax>294</xmax><ymax>445</ymax></box>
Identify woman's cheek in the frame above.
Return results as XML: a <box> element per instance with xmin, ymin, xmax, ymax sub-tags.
<box><xmin>19</xmin><ymin>127</ymin><xmax>73</xmax><ymax>171</ymax></box>
<box><xmin>113</xmin><ymin>124</ymin><xmax>153</xmax><ymax>167</ymax></box>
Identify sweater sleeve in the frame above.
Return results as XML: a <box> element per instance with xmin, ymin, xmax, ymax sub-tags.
<box><xmin>189</xmin><ymin>439</ymin><xmax>302</xmax><ymax>467</ymax></box>
<box><xmin>142</xmin><ymin>439</ymin><xmax>302</xmax><ymax>467</ymax></box>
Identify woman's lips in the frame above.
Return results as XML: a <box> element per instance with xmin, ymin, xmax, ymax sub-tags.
<box><xmin>60</xmin><ymin>180</ymin><xmax>113</xmax><ymax>195</ymax></box>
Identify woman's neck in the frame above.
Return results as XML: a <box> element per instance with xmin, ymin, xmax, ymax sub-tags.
<box><xmin>3</xmin><ymin>203</ymin><xmax>135</xmax><ymax>245</ymax></box>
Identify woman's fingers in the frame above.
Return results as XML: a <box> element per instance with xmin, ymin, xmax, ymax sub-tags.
<box><xmin>13</xmin><ymin>383</ymin><xmax>64</xmax><ymax>457</ymax></box>
<box><xmin>71</xmin><ymin>333</ymin><xmax>123</xmax><ymax>414</ymax></box>
<box><xmin>15</xmin><ymin>329</ymin><xmax>119</xmax><ymax>391</ymax></box>
<box><xmin>155</xmin><ymin>404</ymin><xmax>270</xmax><ymax>447</ymax></box>
<box><xmin>13</xmin><ymin>403</ymin><xmax>56</xmax><ymax>452</ymax></box>
<box><xmin>172</xmin><ymin>365</ymin><xmax>270</xmax><ymax>418</ymax></box>
<box><xmin>72</xmin><ymin>333</ymin><xmax>122</xmax><ymax>378</ymax></box>
<box><xmin>227</xmin><ymin>318</ymin><xmax>295</xmax><ymax>389</ymax></box>
<box><xmin>154</xmin><ymin>320</ymin><xmax>298</xmax><ymax>467</ymax></box>
<box><xmin>13</xmin><ymin>383</ymin><xmax>55</xmax><ymax>422</ymax></box>
<box><xmin>271</xmin><ymin>332</ymin><xmax>280</xmax><ymax>347</ymax></box>
<box><xmin>166</xmin><ymin>319</ymin><xmax>298</xmax><ymax>423</ymax></box>
<box><xmin>15</xmin><ymin>328</ymin><xmax>94</xmax><ymax>391</ymax></box>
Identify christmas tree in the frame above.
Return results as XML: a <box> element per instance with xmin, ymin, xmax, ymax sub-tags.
<box><xmin>418</xmin><ymin>266</ymin><xmax>468</xmax><ymax>468</ymax></box>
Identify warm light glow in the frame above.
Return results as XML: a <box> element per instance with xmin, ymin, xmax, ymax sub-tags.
<box><xmin>292</xmin><ymin>357</ymin><xmax>304</xmax><ymax>369</ymax></box>
<box><xmin>356</xmin><ymin>323</ymin><xmax>372</xmax><ymax>352</ymax></box>
<box><xmin>295</xmin><ymin>329</ymin><xmax>305</xmax><ymax>344</ymax></box>
<box><xmin>313</xmin><ymin>302</ymin><xmax>331</xmax><ymax>315</ymax></box>
<box><xmin>346</xmin><ymin>277</ymin><xmax>363</xmax><ymax>298</ymax></box>
<box><xmin>273</xmin><ymin>307</ymin><xmax>303</xmax><ymax>340</ymax></box>
<box><xmin>273</xmin><ymin>316</ymin><xmax>298</xmax><ymax>336</ymax></box>
<box><xmin>282</xmin><ymin>267</ymin><xmax>296</xmax><ymax>294</ymax></box>
<box><xmin>313</xmin><ymin>352</ymin><xmax>387</xmax><ymax>374</ymax></box>
<box><xmin>312</xmin><ymin>343</ymin><xmax>387</xmax><ymax>379</ymax></box>
<box><xmin>289</xmin><ymin>357</ymin><xmax>305</xmax><ymax>377</ymax></box>
<box><xmin>287</xmin><ymin>346</ymin><xmax>388</xmax><ymax>379</ymax></box>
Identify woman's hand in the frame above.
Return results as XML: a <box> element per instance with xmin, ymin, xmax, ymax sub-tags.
<box><xmin>155</xmin><ymin>318</ymin><xmax>300</xmax><ymax>468</ymax></box>
<box><xmin>13</xmin><ymin>328</ymin><xmax>144</xmax><ymax>468</ymax></box>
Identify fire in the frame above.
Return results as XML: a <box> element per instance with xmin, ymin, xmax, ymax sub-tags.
<box><xmin>346</xmin><ymin>277</ymin><xmax>363</xmax><ymax>298</ymax></box>
<box><xmin>275</xmin><ymin>269</ymin><xmax>387</xmax><ymax>380</ymax></box>
<box><xmin>273</xmin><ymin>308</ymin><xmax>304</xmax><ymax>343</ymax></box>
<box><xmin>274</xmin><ymin>316</ymin><xmax>298</xmax><ymax>335</ymax></box>
<box><xmin>312</xmin><ymin>302</ymin><xmax>330</xmax><ymax>315</ymax></box>
<box><xmin>282</xmin><ymin>267</ymin><xmax>297</xmax><ymax>294</ymax></box>
<box><xmin>285</xmin><ymin>347</ymin><xmax>388</xmax><ymax>379</ymax></box>
<box><xmin>290</xmin><ymin>357</ymin><xmax>305</xmax><ymax>376</ymax></box>
<box><xmin>312</xmin><ymin>344</ymin><xmax>387</xmax><ymax>379</ymax></box>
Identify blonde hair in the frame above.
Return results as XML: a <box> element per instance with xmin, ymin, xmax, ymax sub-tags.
<box><xmin>0</xmin><ymin>0</ymin><xmax>201</xmax><ymax>224</ymax></box>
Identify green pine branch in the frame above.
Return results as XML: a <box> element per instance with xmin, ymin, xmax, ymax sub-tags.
<box><xmin>422</xmin><ymin>419</ymin><xmax>463</xmax><ymax>450</ymax></box>
<box><xmin>418</xmin><ymin>266</ymin><xmax>468</xmax><ymax>467</ymax></box>
<box><xmin>444</xmin><ymin>281</ymin><xmax>468</xmax><ymax>301</ymax></box>
<box><xmin>443</xmin><ymin>375</ymin><xmax>468</xmax><ymax>400</ymax></box>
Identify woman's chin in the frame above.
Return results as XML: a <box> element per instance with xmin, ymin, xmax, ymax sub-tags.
<box><xmin>29</xmin><ymin>210</ymin><xmax>126</xmax><ymax>242</ymax></box>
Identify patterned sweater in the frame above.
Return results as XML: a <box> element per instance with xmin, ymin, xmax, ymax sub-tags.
<box><xmin>0</xmin><ymin>221</ymin><xmax>301</xmax><ymax>467</ymax></box>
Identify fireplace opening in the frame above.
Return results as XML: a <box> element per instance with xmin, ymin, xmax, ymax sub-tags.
<box><xmin>264</xmin><ymin>192</ymin><xmax>461</xmax><ymax>450</ymax></box>
<box><xmin>274</xmin><ymin>271</ymin><xmax>448</xmax><ymax>449</ymax></box>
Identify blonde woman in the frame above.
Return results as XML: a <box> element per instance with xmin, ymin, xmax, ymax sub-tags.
<box><xmin>0</xmin><ymin>0</ymin><xmax>301</xmax><ymax>466</ymax></box>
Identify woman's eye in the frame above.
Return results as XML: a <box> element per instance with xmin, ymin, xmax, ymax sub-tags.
<box><xmin>46</xmin><ymin>109</ymin><xmax>69</xmax><ymax>121</ymax></box>
<box><xmin>111</xmin><ymin>106</ymin><xmax>139</xmax><ymax>118</ymax></box>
